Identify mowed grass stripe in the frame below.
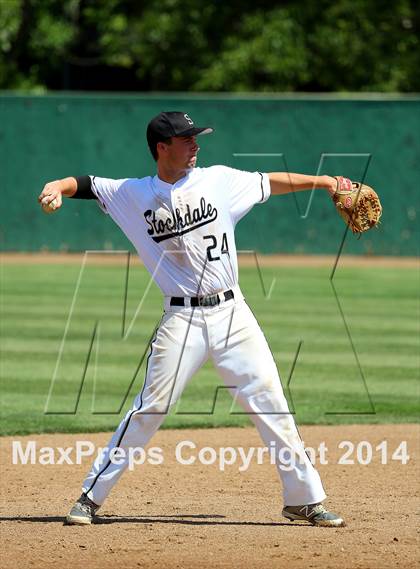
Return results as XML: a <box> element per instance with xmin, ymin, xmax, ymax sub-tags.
<box><xmin>1</xmin><ymin>262</ymin><xmax>418</xmax><ymax>435</ymax></box>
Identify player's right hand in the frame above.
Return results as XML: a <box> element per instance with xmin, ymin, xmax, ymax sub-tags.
<box><xmin>38</xmin><ymin>181</ymin><xmax>63</xmax><ymax>210</ymax></box>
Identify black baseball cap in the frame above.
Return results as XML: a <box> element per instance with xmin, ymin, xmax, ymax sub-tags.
<box><xmin>146</xmin><ymin>111</ymin><xmax>213</xmax><ymax>158</ymax></box>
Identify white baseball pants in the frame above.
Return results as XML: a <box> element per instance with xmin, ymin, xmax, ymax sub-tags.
<box><xmin>82</xmin><ymin>290</ymin><xmax>326</xmax><ymax>507</ymax></box>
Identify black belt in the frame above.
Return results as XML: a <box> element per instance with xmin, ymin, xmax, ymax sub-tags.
<box><xmin>170</xmin><ymin>289</ymin><xmax>234</xmax><ymax>307</ymax></box>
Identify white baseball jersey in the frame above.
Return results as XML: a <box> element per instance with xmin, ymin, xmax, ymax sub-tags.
<box><xmin>90</xmin><ymin>166</ymin><xmax>271</xmax><ymax>296</ymax></box>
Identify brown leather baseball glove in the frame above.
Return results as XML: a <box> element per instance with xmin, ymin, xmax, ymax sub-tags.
<box><xmin>332</xmin><ymin>177</ymin><xmax>382</xmax><ymax>234</ymax></box>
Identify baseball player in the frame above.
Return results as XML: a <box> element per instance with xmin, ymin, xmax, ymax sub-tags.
<box><xmin>39</xmin><ymin>111</ymin><xmax>345</xmax><ymax>528</ymax></box>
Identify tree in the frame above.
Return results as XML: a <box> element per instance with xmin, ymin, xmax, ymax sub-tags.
<box><xmin>1</xmin><ymin>0</ymin><xmax>419</xmax><ymax>92</ymax></box>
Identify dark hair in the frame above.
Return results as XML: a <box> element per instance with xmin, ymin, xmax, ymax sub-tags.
<box><xmin>149</xmin><ymin>137</ymin><xmax>172</xmax><ymax>161</ymax></box>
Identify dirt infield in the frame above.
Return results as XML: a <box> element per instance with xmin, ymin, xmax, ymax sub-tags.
<box><xmin>1</xmin><ymin>424</ymin><xmax>418</xmax><ymax>569</ymax></box>
<box><xmin>1</xmin><ymin>252</ymin><xmax>418</xmax><ymax>267</ymax></box>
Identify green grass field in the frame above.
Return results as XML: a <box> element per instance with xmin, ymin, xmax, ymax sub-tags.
<box><xmin>1</xmin><ymin>258</ymin><xmax>418</xmax><ymax>435</ymax></box>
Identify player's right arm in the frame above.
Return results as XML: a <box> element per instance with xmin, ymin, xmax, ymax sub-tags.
<box><xmin>38</xmin><ymin>176</ymin><xmax>95</xmax><ymax>209</ymax></box>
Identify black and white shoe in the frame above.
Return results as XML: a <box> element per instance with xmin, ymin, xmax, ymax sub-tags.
<box><xmin>282</xmin><ymin>503</ymin><xmax>345</xmax><ymax>527</ymax></box>
<box><xmin>66</xmin><ymin>494</ymin><xmax>100</xmax><ymax>525</ymax></box>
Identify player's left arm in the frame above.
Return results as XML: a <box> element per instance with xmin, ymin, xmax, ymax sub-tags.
<box><xmin>268</xmin><ymin>173</ymin><xmax>337</xmax><ymax>197</ymax></box>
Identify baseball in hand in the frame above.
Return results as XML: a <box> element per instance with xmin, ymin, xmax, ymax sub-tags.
<box><xmin>41</xmin><ymin>197</ymin><xmax>58</xmax><ymax>214</ymax></box>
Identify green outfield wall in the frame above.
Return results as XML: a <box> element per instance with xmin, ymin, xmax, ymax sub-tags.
<box><xmin>0</xmin><ymin>93</ymin><xmax>419</xmax><ymax>256</ymax></box>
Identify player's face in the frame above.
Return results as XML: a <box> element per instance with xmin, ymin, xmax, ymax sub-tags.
<box><xmin>162</xmin><ymin>136</ymin><xmax>199</xmax><ymax>169</ymax></box>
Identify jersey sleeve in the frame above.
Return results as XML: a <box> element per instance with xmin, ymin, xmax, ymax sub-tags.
<box><xmin>89</xmin><ymin>176</ymin><xmax>129</xmax><ymax>215</ymax></box>
<box><xmin>225</xmin><ymin>167</ymin><xmax>271</xmax><ymax>224</ymax></box>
